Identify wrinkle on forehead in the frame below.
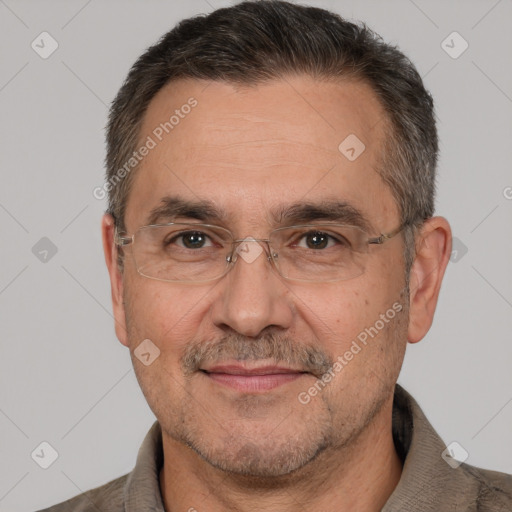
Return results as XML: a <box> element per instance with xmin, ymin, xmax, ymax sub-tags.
<box><xmin>126</xmin><ymin>76</ymin><xmax>398</xmax><ymax>233</ymax></box>
<box><xmin>139</xmin><ymin>75</ymin><xmax>386</xmax><ymax>151</ymax></box>
<box><xmin>173</xmin><ymin>139</ymin><xmax>341</xmax><ymax>174</ymax></box>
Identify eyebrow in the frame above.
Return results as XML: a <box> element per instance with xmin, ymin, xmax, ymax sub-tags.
<box><xmin>145</xmin><ymin>196</ymin><xmax>226</xmax><ymax>225</ymax></box>
<box><xmin>272</xmin><ymin>201</ymin><xmax>374</xmax><ymax>233</ymax></box>
<box><xmin>144</xmin><ymin>196</ymin><xmax>374</xmax><ymax>233</ymax></box>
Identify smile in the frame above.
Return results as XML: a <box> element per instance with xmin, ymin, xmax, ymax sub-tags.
<box><xmin>200</xmin><ymin>364</ymin><xmax>308</xmax><ymax>392</ymax></box>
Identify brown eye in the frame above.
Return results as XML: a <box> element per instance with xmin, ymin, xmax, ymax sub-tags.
<box><xmin>296</xmin><ymin>231</ymin><xmax>347</xmax><ymax>250</ymax></box>
<box><xmin>166</xmin><ymin>231</ymin><xmax>213</xmax><ymax>249</ymax></box>
<box><xmin>304</xmin><ymin>231</ymin><xmax>329</xmax><ymax>249</ymax></box>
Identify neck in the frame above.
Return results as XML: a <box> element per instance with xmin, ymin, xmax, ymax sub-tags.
<box><xmin>159</xmin><ymin>396</ymin><xmax>402</xmax><ymax>512</ymax></box>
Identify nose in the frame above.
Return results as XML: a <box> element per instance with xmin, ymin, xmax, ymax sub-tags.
<box><xmin>209</xmin><ymin>239</ymin><xmax>293</xmax><ymax>338</ymax></box>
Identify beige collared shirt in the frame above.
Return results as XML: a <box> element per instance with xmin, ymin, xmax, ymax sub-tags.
<box><xmin>38</xmin><ymin>385</ymin><xmax>512</xmax><ymax>511</ymax></box>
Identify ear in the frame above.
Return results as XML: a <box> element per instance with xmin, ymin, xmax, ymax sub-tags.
<box><xmin>407</xmin><ymin>216</ymin><xmax>452</xmax><ymax>343</ymax></box>
<box><xmin>101</xmin><ymin>213</ymin><xmax>129</xmax><ymax>347</ymax></box>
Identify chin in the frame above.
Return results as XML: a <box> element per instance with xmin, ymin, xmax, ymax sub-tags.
<box><xmin>165</xmin><ymin>401</ymin><xmax>336</xmax><ymax>479</ymax></box>
<box><xmin>187</xmin><ymin>433</ymin><xmax>331</xmax><ymax>479</ymax></box>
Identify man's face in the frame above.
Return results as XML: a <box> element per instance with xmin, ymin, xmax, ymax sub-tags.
<box><xmin>115</xmin><ymin>76</ymin><xmax>410</xmax><ymax>477</ymax></box>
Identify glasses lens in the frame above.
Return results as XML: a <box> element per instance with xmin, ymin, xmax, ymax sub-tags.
<box><xmin>132</xmin><ymin>224</ymin><xmax>232</xmax><ymax>282</ymax></box>
<box><xmin>270</xmin><ymin>225</ymin><xmax>368</xmax><ymax>282</ymax></box>
<box><xmin>128</xmin><ymin>223</ymin><xmax>370</xmax><ymax>283</ymax></box>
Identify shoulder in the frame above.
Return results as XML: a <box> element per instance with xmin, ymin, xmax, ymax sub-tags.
<box><xmin>389</xmin><ymin>385</ymin><xmax>512</xmax><ymax>511</ymax></box>
<box><xmin>36</xmin><ymin>473</ymin><xmax>128</xmax><ymax>512</ymax></box>
<box><xmin>36</xmin><ymin>421</ymin><xmax>165</xmax><ymax>512</ymax></box>
<box><xmin>458</xmin><ymin>462</ymin><xmax>512</xmax><ymax>510</ymax></box>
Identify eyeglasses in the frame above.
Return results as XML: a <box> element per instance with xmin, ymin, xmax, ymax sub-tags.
<box><xmin>114</xmin><ymin>222</ymin><xmax>405</xmax><ymax>283</ymax></box>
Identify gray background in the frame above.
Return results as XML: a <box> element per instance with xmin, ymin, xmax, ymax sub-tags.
<box><xmin>0</xmin><ymin>0</ymin><xmax>511</xmax><ymax>510</ymax></box>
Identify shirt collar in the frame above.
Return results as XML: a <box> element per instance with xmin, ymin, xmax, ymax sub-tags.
<box><xmin>123</xmin><ymin>420</ymin><xmax>165</xmax><ymax>512</ymax></box>
<box><xmin>384</xmin><ymin>384</ymin><xmax>494</xmax><ymax>511</ymax></box>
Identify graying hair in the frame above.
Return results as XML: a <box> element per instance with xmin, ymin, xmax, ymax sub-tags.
<box><xmin>105</xmin><ymin>0</ymin><xmax>438</xmax><ymax>284</ymax></box>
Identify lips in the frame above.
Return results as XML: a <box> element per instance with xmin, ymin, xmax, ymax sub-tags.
<box><xmin>200</xmin><ymin>363</ymin><xmax>307</xmax><ymax>392</ymax></box>
<box><xmin>203</xmin><ymin>364</ymin><xmax>305</xmax><ymax>375</ymax></box>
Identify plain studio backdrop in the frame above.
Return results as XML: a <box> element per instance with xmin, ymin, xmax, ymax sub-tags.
<box><xmin>0</xmin><ymin>1</ymin><xmax>511</xmax><ymax>510</ymax></box>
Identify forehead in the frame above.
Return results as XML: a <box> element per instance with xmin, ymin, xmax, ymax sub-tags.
<box><xmin>124</xmin><ymin>76</ymin><xmax>399</xmax><ymax>233</ymax></box>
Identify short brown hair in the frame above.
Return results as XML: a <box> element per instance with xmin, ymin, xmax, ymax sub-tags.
<box><xmin>105</xmin><ymin>0</ymin><xmax>438</xmax><ymax>280</ymax></box>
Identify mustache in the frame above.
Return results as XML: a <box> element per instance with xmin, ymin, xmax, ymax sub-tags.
<box><xmin>181</xmin><ymin>331</ymin><xmax>333</xmax><ymax>378</ymax></box>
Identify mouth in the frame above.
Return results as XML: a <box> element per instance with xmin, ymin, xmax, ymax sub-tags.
<box><xmin>200</xmin><ymin>364</ymin><xmax>309</xmax><ymax>392</ymax></box>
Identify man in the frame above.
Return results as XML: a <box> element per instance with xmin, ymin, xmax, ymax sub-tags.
<box><xmin>40</xmin><ymin>1</ymin><xmax>512</xmax><ymax>510</ymax></box>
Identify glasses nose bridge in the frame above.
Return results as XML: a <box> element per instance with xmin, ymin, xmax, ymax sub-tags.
<box><xmin>228</xmin><ymin>237</ymin><xmax>276</xmax><ymax>268</ymax></box>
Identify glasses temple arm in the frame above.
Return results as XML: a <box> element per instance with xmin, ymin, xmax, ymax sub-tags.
<box><xmin>367</xmin><ymin>224</ymin><xmax>406</xmax><ymax>245</ymax></box>
<box><xmin>114</xmin><ymin>228</ymin><xmax>134</xmax><ymax>247</ymax></box>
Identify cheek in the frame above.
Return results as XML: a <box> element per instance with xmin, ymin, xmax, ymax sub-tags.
<box><xmin>291</xmin><ymin>283</ymin><xmax>371</xmax><ymax>346</ymax></box>
<box><xmin>124</xmin><ymin>280</ymin><xmax>214</xmax><ymax>354</ymax></box>
<box><xmin>292</xmin><ymin>274</ymin><xmax>403</xmax><ymax>352</ymax></box>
